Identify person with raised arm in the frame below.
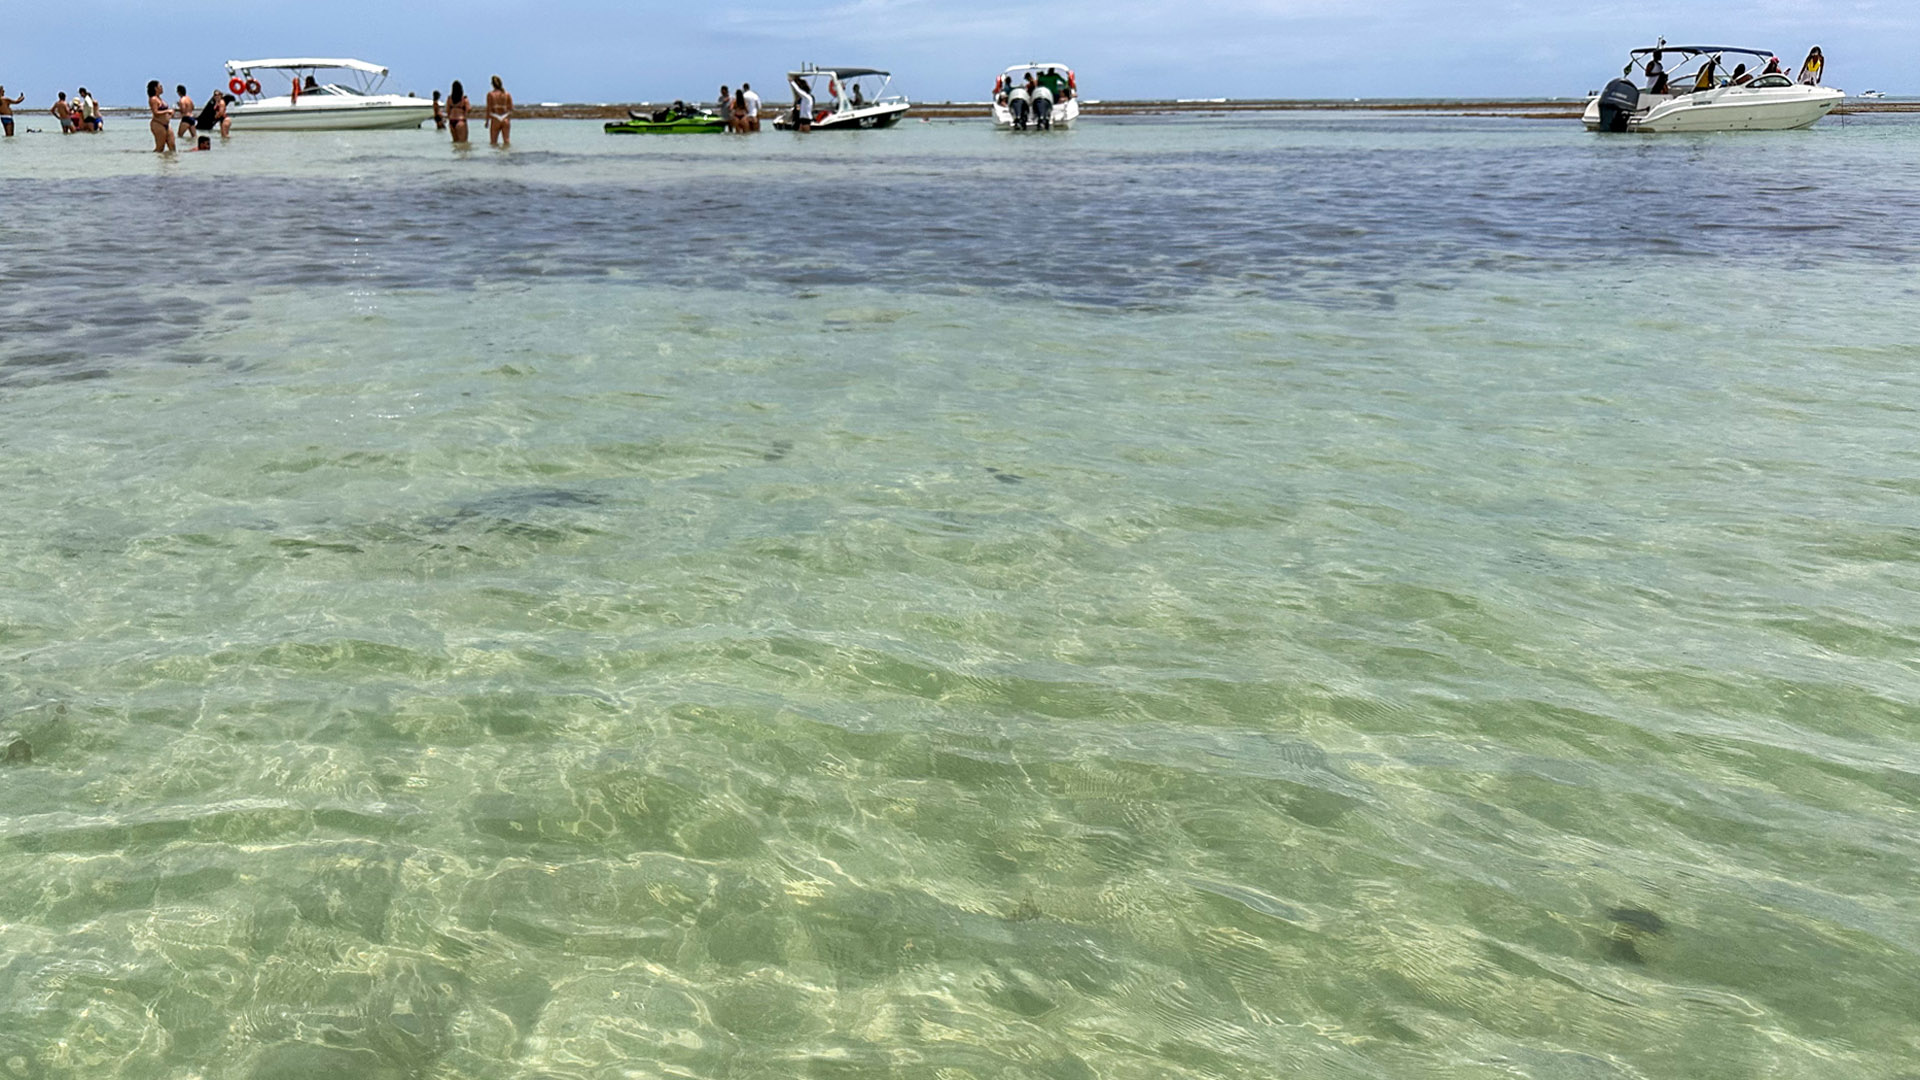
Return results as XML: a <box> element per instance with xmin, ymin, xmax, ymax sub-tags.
<box><xmin>0</xmin><ymin>86</ymin><xmax>22</xmax><ymax>136</ymax></box>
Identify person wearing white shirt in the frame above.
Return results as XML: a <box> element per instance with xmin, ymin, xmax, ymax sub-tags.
<box><xmin>741</xmin><ymin>83</ymin><xmax>760</xmax><ymax>132</ymax></box>
<box><xmin>790</xmin><ymin>77</ymin><xmax>813</xmax><ymax>131</ymax></box>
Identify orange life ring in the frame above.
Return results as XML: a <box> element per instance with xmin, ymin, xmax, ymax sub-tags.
<box><xmin>994</xmin><ymin>76</ymin><xmax>1004</xmax><ymax>94</ymax></box>
<box><xmin>229</xmin><ymin>77</ymin><xmax>248</xmax><ymax>96</ymax></box>
<box><xmin>245</xmin><ymin>78</ymin><xmax>261</xmax><ymax>95</ymax></box>
<box><xmin>1068</xmin><ymin>71</ymin><xmax>1076</xmax><ymax>90</ymax></box>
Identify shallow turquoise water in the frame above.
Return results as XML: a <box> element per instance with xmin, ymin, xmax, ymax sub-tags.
<box><xmin>2</xmin><ymin>116</ymin><xmax>1919</xmax><ymax>1079</ymax></box>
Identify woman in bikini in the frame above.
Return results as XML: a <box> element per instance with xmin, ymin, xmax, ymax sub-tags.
<box><xmin>147</xmin><ymin>80</ymin><xmax>175</xmax><ymax>152</ymax></box>
<box><xmin>485</xmin><ymin>75</ymin><xmax>511</xmax><ymax>147</ymax></box>
<box><xmin>731</xmin><ymin>88</ymin><xmax>748</xmax><ymax>133</ymax></box>
<box><xmin>447</xmin><ymin>80</ymin><xmax>469</xmax><ymax>144</ymax></box>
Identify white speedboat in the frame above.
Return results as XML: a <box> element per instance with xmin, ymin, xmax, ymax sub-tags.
<box><xmin>224</xmin><ymin>59</ymin><xmax>436</xmax><ymax>131</ymax></box>
<box><xmin>1585</xmin><ymin>45</ymin><xmax>1842</xmax><ymax>132</ymax></box>
<box><xmin>772</xmin><ymin>66</ymin><xmax>910</xmax><ymax>130</ymax></box>
<box><xmin>992</xmin><ymin>62</ymin><xmax>1080</xmax><ymax>129</ymax></box>
<box><xmin>1857</xmin><ymin>90</ymin><xmax>1886</xmax><ymax>99</ymax></box>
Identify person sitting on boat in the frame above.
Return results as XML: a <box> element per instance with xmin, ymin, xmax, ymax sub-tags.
<box><xmin>1039</xmin><ymin>67</ymin><xmax>1069</xmax><ymax>101</ymax></box>
<box><xmin>849</xmin><ymin>82</ymin><xmax>865</xmax><ymax>108</ymax></box>
<box><xmin>1797</xmin><ymin>46</ymin><xmax>1824</xmax><ymax>86</ymax></box>
<box><xmin>1763</xmin><ymin>56</ymin><xmax>1783</xmax><ymax>76</ymax></box>
<box><xmin>1693</xmin><ymin>57</ymin><xmax>1718</xmax><ymax>92</ymax></box>
<box><xmin>1730</xmin><ymin>63</ymin><xmax>1752</xmax><ymax>86</ymax></box>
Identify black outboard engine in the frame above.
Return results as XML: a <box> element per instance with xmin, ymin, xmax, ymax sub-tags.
<box><xmin>1597</xmin><ymin>78</ymin><xmax>1639</xmax><ymax>132</ymax></box>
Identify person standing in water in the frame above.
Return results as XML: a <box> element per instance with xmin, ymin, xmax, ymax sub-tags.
<box><xmin>485</xmin><ymin>75</ymin><xmax>511</xmax><ymax>146</ymax></box>
<box><xmin>176</xmin><ymin>85</ymin><xmax>197</xmax><ymax>139</ymax></box>
<box><xmin>52</xmin><ymin>92</ymin><xmax>74</xmax><ymax>134</ymax></box>
<box><xmin>214</xmin><ymin>90</ymin><xmax>230</xmax><ymax>137</ymax></box>
<box><xmin>790</xmin><ymin>76</ymin><xmax>813</xmax><ymax>132</ymax></box>
<box><xmin>447</xmin><ymin>80</ymin><xmax>469</xmax><ymax>144</ymax></box>
<box><xmin>147</xmin><ymin>80</ymin><xmax>176</xmax><ymax>152</ymax></box>
<box><xmin>78</xmin><ymin>87</ymin><xmax>101</xmax><ymax>131</ymax></box>
<box><xmin>431</xmin><ymin>89</ymin><xmax>445</xmax><ymax>130</ymax></box>
<box><xmin>741</xmin><ymin>83</ymin><xmax>760</xmax><ymax>132</ymax></box>
<box><xmin>0</xmin><ymin>86</ymin><xmax>22</xmax><ymax>136</ymax></box>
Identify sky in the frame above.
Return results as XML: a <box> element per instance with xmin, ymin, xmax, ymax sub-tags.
<box><xmin>0</xmin><ymin>1</ymin><xmax>1909</xmax><ymax>106</ymax></box>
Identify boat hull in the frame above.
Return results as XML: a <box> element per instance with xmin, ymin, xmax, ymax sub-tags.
<box><xmin>773</xmin><ymin>102</ymin><xmax>910</xmax><ymax>130</ymax></box>
<box><xmin>993</xmin><ymin>97</ymin><xmax>1080</xmax><ymax>128</ymax></box>
<box><xmin>228</xmin><ymin>100</ymin><xmax>436</xmax><ymax>131</ymax></box>
<box><xmin>1582</xmin><ymin>84</ymin><xmax>1843</xmax><ymax>132</ymax></box>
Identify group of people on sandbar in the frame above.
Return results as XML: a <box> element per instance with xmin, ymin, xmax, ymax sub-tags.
<box><xmin>432</xmin><ymin>76</ymin><xmax>513</xmax><ymax>146</ymax></box>
<box><xmin>1642</xmin><ymin>46</ymin><xmax>1824</xmax><ymax>94</ymax></box>
<box><xmin>996</xmin><ymin>68</ymin><xmax>1072</xmax><ymax>130</ymax></box>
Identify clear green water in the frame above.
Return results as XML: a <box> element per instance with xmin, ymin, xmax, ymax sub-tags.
<box><xmin>2</xmin><ymin>117</ymin><xmax>1919</xmax><ymax>1079</ymax></box>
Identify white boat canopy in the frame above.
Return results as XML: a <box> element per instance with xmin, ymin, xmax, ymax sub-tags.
<box><xmin>1003</xmin><ymin>62</ymin><xmax>1073</xmax><ymax>75</ymax></box>
<box><xmin>225</xmin><ymin>58</ymin><xmax>390</xmax><ymax>76</ymax></box>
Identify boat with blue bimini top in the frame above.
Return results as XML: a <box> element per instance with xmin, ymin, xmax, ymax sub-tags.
<box><xmin>772</xmin><ymin>66</ymin><xmax>910</xmax><ymax>130</ymax></box>
<box><xmin>1585</xmin><ymin>44</ymin><xmax>1843</xmax><ymax>132</ymax></box>
<box><xmin>224</xmin><ymin>59</ymin><xmax>436</xmax><ymax>130</ymax></box>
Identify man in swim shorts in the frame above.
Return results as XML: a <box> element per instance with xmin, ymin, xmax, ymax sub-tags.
<box><xmin>53</xmin><ymin>92</ymin><xmax>74</xmax><ymax>134</ymax></box>
<box><xmin>176</xmin><ymin>85</ymin><xmax>196</xmax><ymax>139</ymax></box>
<box><xmin>0</xmin><ymin>86</ymin><xmax>20</xmax><ymax>136</ymax></box>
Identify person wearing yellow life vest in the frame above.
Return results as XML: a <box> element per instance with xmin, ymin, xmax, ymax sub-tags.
<box><xmin>1797</xmin><ymin>46</ymin><xmax>1824</xmax><ymax>86</ymax></box>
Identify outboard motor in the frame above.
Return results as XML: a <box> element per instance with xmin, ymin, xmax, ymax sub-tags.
<box><xmin>1597</xmin><ymin>78</ymin><xmax>1639</xmax><ymax>132</ymax></box>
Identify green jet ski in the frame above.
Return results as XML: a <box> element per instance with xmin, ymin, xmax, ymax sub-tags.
<box><xmin>605</xmin><ymin>104</ymin><xmax>727</xmax><ymax>133</ymax></box>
